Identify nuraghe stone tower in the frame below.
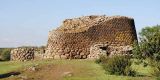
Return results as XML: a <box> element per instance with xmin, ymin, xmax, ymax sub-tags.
<box><xmin>45</xmin><ymin>15</ymin><xmax>137</xmax><ymax>59</ymax></box>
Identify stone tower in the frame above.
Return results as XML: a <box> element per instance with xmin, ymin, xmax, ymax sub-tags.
<box><xmin>45</xmin><ymin>15</ymin><xmax>137</xmax><ymax>59</ymax></box>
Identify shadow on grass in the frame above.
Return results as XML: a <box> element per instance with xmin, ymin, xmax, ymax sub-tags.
<box><xmin>136</xmin><ymin>74</ymin><xmax>146</xmax><ymax>77</ymax></box>
<box><xmin>0</xmin><ymin>72</ymin><xmax>20</xmax><ymax>79</ymax></box>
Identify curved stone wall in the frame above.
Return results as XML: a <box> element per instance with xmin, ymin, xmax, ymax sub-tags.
<box><xmin>45</xmin><ymin>15</ymin><xmax>137</xmax><ymax>59</ymax></box>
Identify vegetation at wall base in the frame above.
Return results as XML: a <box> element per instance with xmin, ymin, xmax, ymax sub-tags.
<box><xmin>132</xmin><ymin>25</ymin><xmax>160</xmax><ymax>77</ymax></box>
<box><xmin>95</xmin><ymin>25</ymin><xmax>160</xmax><ymax>78</ymax></box>
<box><xmin>96</xmin><ymin>55</ymin><xmax>136</xmax><ymax>76</ymax></box>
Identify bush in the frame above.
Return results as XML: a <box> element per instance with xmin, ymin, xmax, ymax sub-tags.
<box><xmin>149</xmin><ymin>60</ymin><xmax>160</xmax><ymax>76</ymax></box>
<box><xmin>131</xmin><ymin>25</ymin><xmax>160</xmax><ymax>77</ymax></box>
<box><xmin>132</xmin><ymin>25</ymin><xmax>160</xmax><ymax>61</ymax></box>
<box><xmin>95</xmin><ymin>55</ymin><xmax>108</xmax><ymax>64</ymax></box>
<box><xmin>101</xmin><ymin>55</ymin><xmax>136</xmax><ymax>76</ymax></box>
<box><xmin>156</xmin><ymin>76</ymin><xmax>160</xmax><ymax>80</ymax></box>
<box><xmin>0</xmin><ymin>48</ymin><xmax>11</xmax><ymax>61</ymax></box>
<box><xmin>124</xmin><ymin>66</ymin><xmax>136</xmax><ymax>76</ymax></box>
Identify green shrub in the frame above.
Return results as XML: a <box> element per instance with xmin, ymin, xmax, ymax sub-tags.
<box><xmin>150</xmin><ymin>60</ymin><xmax>160</xmax><ymax>76</ymax></box>
<box><xmin>124</xmin><ymin>66</ymin><xmax>136</xmax><ymax>76</ymax></box>
<box><xmin>95</xmin><ymin>55</ymin><xmax>108</xmax><ymax>64</ymax></box>
<box><xmin>101</xmin><ymin>55</ymin><xmax>136</xmax><ymax>76</ymax></box>
<box><xmin>0</xmin><ymin>48</ymin><xmax>11</xmax><ymax>61</ymax></box>
<box><xmin>132</xmin><ymin>25</ymin><xmax>160</xmax><ymax>61</ymax></box>
<box><xmin>156</xmin><ymin>76</ymin><xmax>160</xmax><ymax>80</ymax></box>
<box><xmin>95</xmin><ymin>58</ymin><xmax>101</xmax><ymax>64</ymax></box>
<box><xmin>143</xmin><ymin>61</ymin><xmax>148</xmax><ymax>67</ymax></box>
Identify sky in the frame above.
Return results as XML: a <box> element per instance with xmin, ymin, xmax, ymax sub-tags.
<box><xmin>0</xmin><ymin>0</ymin><xmax>160</xmax><ymax>48</ymax></box>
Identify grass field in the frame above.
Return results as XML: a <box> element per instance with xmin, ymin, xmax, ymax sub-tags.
<box><xmin>0</xmin><ymin>59</ymin><xmax>155</xmax><ymax>80</ymax></box>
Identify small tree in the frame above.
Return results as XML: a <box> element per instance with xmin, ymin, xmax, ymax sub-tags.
<box><xmin>132</xmin><ymin>25</ymin><xmax>160</xmax><ymax>77</ymax></box>
<box><xmin>133</xmin><ymin>25</ymin><xmax>160</xmax><ymax>61</ymax></box>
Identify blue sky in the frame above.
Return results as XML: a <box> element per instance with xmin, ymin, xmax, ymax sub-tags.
<box><xmin>0</xmin><ymin>0</ymin><xmax>159</xmax><ymax>48</ymax></box>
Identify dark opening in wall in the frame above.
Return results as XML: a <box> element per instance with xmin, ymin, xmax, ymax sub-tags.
<box><xmin>107</xmin><ymin>52</ymin><xmax>110</xmax><ymax>56</ymax></box>
<box><xmin>99</xmin><ymin>47</ymin><xmax>107</xmax><ymax>50</ymax></box>
<box><xmin>99</xmin><ymin>46</ymin><xmax>111</xmax><ymax>56</ymax></box>
<box><xmin>43</xmin><ymin>50</ymin><xmax>45</xmax><ymax>53</ymax></box>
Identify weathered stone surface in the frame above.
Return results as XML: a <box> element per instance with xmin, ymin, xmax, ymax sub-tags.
<box><xmin>45</xmin><ymin>15</ymin><xmax>137</xmax><ymax>59</ymax></box>
<box><xmin>10</xmin><ymin>47</ymin><xmax>45</xmax><ymax>61</ymax></box>
<box><xmin>10</xmin><ymin>15</ymin><xmax>137</xmax><ymax>60</ymax></box>
<box><xmin>54</xmin><ymin>55</ymin><xmax>60</xmax><ymax>59</ymax></box>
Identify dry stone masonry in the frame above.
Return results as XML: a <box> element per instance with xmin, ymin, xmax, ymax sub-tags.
<box><xmin>11</xmin><ymin>47</ymin><xmax>45</xmax><ymax>61</ymax></box>
<box><xmin>45</xmin><ymin>15</ymin><xmax>137</xmax><ymax>59</ymax></box>
<box><xmin>10</xmin><ymin>15</ymin><xmax>137</xmax><ymax>61</ymax></box>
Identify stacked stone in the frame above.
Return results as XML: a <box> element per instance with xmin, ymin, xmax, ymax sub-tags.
<box><xmin>45</xmin><ymin>15</ymin><xmax>137</xmax><ymax>59</ymax></box>
<box><xmin>11</xmin><ymin>47</ymin><xmax>35</xmax><ymax>61</ymax></box>
<box><xmin>109</xmin><ymin>45</ymin><xmax>133</xmax><ymax>56</ymax></box>
<box><xmin>34</xmin><ymin>47</ymin><xmax>46</xmax><ymax>60</ymax></box>
<box><xmin>11</xmin><ymin>47</ymin><xmax>46</xmax><ymax>61</ymax></box>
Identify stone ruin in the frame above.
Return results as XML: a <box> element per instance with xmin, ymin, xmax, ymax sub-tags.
<box><xmin>45</xmin><ymin>15</ymin><xmax>137</xmax><ymax>59</ymax></box>
<box><xmin>11</xmin><ymin>46</ymin><xmax>45</xmax><ymax>61</ymax></box>
<box><xmin>10</xmin><ymin>15</ymin><xmax>137</xmax><ymax>61</ymax></box>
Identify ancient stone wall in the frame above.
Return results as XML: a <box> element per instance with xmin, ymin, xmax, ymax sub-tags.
<box><xmin>11</xmin><ymin>47</ymin><xmax>45</xmax><ymax>61</ymax></box>
<box><xmin>45</xmin><ymin>15</ymin><xmax>137</xmax><ymax>59</ymax></box>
